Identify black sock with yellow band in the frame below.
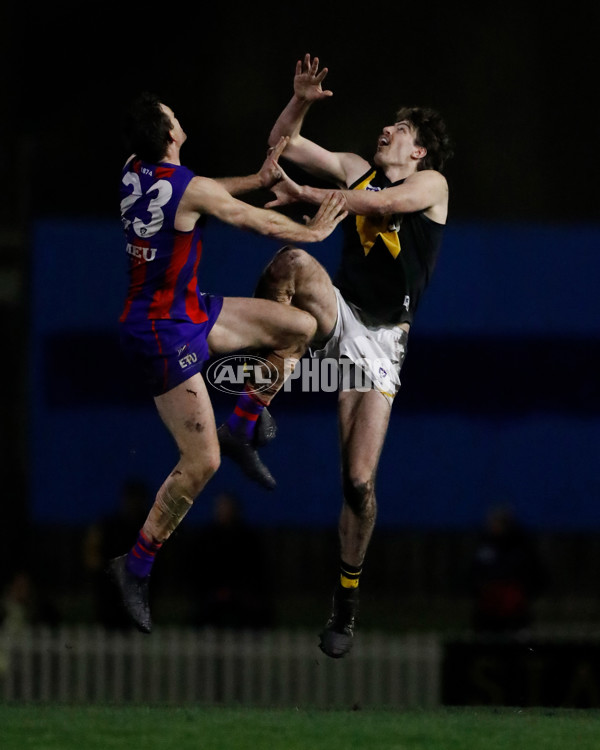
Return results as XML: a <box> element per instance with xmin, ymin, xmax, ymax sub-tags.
<box><xmin>340</xmin><ymin>560</ymin><xmax>362</xmax><ymax>589</ymax></box>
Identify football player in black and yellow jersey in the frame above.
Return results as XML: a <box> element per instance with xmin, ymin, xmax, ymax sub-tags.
<box><xmin>221</xmin><ymin>54</ymin><xmax>453</xmax><ymax>658</ymax></box>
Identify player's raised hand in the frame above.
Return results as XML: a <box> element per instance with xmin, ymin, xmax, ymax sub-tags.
<box><xmin>264</xmin><ymin>163</ymin><xmax>300</xmax><ymax>209</ymax></box>
<box><xmin>304</xmin><ymin>191</ymin><xmax>347</xmax><ymax>241</ymax></box>
<box><xmin>258</xmin><ymin>136</ymin><xmax>289</xmax><ymax>189</ymax></box>
<box><xmin>294</xmin><ymin>53</ymin><xmax>333</xmax><ymax>102</ymax></box>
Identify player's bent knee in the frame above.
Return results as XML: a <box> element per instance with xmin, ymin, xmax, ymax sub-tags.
<box><xmin>276</xmin><ymin>245</ymin><xmax>308</xmax><ymax>259</ymax></box>
<box><xmin>269</xmin><ymin>246</ymin><xmax>311</xmax><ymax>278</ymax></box>
<box><xmin>206</xmin><ymin>452</ymin><xmax>221</xmax><ymax>478</ymax></box>
<box><xmin>186</xmin><ymin>454</ymin><xmax>220</xmax><ymax>496</ymax></box>
<box><xmin>255</xmin><ymin>246</ymin><xmax>312</xmax><ymax>301</ymax></box>
<box><xmin>342</xmin><ymin>475</ymin><xmax>375</xmax><ymax>516</ymax></box>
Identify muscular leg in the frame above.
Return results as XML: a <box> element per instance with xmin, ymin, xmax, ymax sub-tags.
<box><xmin>337</xmin><ymin>388</ymin><xmax>392</xmax><ymax>566</ymax></box>
<box><xmin>253</xmin><ymin>246</ymin><xmax>338</xmax><ymax>342</ymax></box>
<box><xmin>254</xmin><ymin>247</ymin><xmax>394</xmax><ymax>557</ymax></box>
<box><xmin>209</xmin><ymin>293</ymin><xmax>318</xmax><ymax>355</ymax></box>
<box><xmin>212</xmin><ymin>246</ymin><xmax>338</xmax><ymax>399</ymax></box>
<box><xmin>318</xmin><ymin>388</ymin><xmax>392</xmax><ymax>658</ymax></box>
<box><xmin>143</xmin><ymin>373</ymin><xmax>220</xmax><ymax>543</ymax></box>
<box><xmin>108</xmin><ymin>373</ymin><xmax>220</xmax><ymax>633</ymax></box>
<box><xmin>208</xmin><ymin>293</ymin><xmax>317</xmax><ymax>403</ymax></box>
<box><xmin>149</xmin><ymin>252</ymin><xmax>335</xmax><ymax>512</ymax></box>
<box><xmin>215</xmin><ymin>247</ymin><xmax>339</xmax><ymax>488</ymax></box>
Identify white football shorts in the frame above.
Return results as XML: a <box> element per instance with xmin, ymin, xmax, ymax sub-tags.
<box><xmin>310</xmin><ymin>287</ymin><xmax>408</xmax><ymax>404</ymax></box>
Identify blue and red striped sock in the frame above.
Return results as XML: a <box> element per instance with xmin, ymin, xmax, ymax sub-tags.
<box><xmin>226</xmin><ymin>390</ymin><xmax>265</xmax><ymax>441</ymax></box>
<box><xmin>125</xmin><ymin>530</ymin><xmax>162</xmax><ymax>578</ymax></box>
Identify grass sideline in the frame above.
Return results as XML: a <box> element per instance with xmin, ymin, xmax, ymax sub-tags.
<box><xmin>3</xmin><ymin>704</ymin><xmax>600</xmax><ymax>750</ymax></box>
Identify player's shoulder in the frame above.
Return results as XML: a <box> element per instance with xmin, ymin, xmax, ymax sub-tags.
<box><xmin>340</xmin><ymin>153</ymin><xmax>373</xmax><ymax>187</ymax></box>
<box><xmin>405</xmin><ymin>168</ymin><xmax>447</xmax><ymax>185</ymax></box>
<box><xmin>405</xmin><ymin>169</ymin><xmax>448</xmax><ymax>200</ymax></box>
<box><xmin>180</xmin><ymin>174</ymin><xmax>231</xmax><ymax>214</ymax></box>
<box><xmin>185</xmin><ymin>174</ymin><xmax>220</xmax><ymax>195</ymax></box>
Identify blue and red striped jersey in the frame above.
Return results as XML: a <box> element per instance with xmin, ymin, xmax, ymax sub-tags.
<box><xmin>119</xmin><ymin>158</ymin><xmax>209</xmax><ymax>325</ymax></box>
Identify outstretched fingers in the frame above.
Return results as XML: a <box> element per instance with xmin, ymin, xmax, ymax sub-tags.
<box><xmin>269</xmin><ymin>135</ymin><xmax>289</xmax><ymax>161</ymax></box>
<box><xmin>306</xmin><ymin>191</ymin><xmax>348</xmax><ymax>226</ymax></box>
<box><xmin>296</xmin><ymin>53</ymin><xmax>333</xmax><ymax>98</ymax></box>
<box><xmin>310</xmin><ymin>55</ymin><xmax>328</xmax><ymax>84</ymax></box>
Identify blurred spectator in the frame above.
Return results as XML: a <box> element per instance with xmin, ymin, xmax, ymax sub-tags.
<box><xmin>191</xmin><ymin>491</ymin><xmax>273</xmax><ymax>629</ymax></box>
<box><xmin>469</xmin><ymin>504</ymin><xmax>546</xmax><ymax>636</ymax></box>
<box><xmin>82</xmin><ymin>478</ymin><xmax>150</xmax><ymax>628</ymax></box>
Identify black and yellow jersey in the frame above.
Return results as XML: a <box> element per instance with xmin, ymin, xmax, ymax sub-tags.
<box><xmin>333</xmin><ymin>166</ymin><xmax>445</xmax><ymax>326</ymax></box>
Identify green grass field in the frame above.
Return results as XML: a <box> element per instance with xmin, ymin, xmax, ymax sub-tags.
<box><xmin>2</xmin><ymin>704</ymin><xmax>600</xmax><ymax>750</ymax></box>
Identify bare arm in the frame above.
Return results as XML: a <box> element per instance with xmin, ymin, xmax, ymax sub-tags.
<box><xmin>178</xmin><ymin>175</ymin><xmax>347</xmax><ymax>243</ymax></box>
<box><xmin>269</xmin><ymin>54</ymin><xmax>369</xmax><ymax>187</ymax></box>
<box><xmin>266</xmin><ymin>167</ymin><xmax>449</xmax><ymax>222</ymax></box>
<box><xmin>213</xmin><ymin>173</ymin><xmax>264</xmax><ymax>196</ymax></box>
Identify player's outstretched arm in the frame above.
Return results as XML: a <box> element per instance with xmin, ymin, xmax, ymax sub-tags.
<box><xmin>268</xmin><ymin>53</ymin><xmax>368</xmax><ymax>187</ymax></box>
<box><xmin>181</xmin><ymin>176</ymin><xmax>347</xmax><ymax>243</ymax></box>
<box><xmin>269</xmin><ymin>53</ymin><xmax>333</xmax><ymax>148</ymax></box>
<box><xmin>269</xmin><ymin>170</ymin><xmax>449</xmax><ymax>219</ymax></box>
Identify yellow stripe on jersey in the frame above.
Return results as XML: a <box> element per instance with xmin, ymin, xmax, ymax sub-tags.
<box><xmin>353</xmin><ymin>171</ymin><xmax>377</xmax><ymax>191</ymax></box>
<box><xmin>353</xmin><ymin>171</ymin><xmax>401</xmax><ymax>259</ymax></box>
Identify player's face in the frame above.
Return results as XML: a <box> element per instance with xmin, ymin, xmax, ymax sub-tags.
<box><xmin>374</xmin><ymin>120</ymin><xmax>423</xmax><ymax>169</ymax></box>
<box><xmin>161</xmin><ymin>104</ymin><xmax>187</xmax><ymax>146</ymax></box>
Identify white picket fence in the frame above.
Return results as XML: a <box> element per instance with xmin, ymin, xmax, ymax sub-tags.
<box><xmin>0</xmin><ymin>626</ymin><xmax>441</xmax><ymax>708</ymax></box>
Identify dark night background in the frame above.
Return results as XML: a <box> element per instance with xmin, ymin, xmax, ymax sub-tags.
<box><xmin>2</xmin><ymin>5</ymin><xmax>598</xmax><ymax>223</ymax></box>
<box><xmin>1</xmin><ymin>4</ymin><xmax>599</xmax><ymax>640</ymax></box>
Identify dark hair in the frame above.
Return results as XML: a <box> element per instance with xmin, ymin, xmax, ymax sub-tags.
<box><xmin>124</xmin><ymin>92</ymin><xmax>173</xmax><ymax>163</ymax></box>
<box><xmin>395</xmin><ymin>106</ymin><xmax>454</xmax><ymax>173</ymax></box>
